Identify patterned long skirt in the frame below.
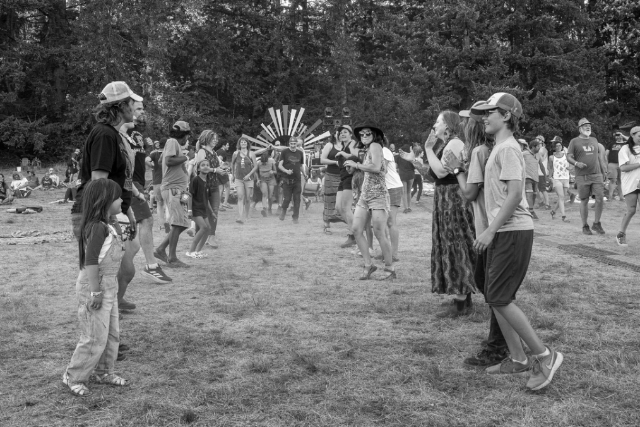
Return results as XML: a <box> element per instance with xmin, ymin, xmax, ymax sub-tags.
<box><xmin>323</xmin><ymin>172</ymin><xmax>342</xmax><ymax>223</ymax></box>
<box><xmin>431</xmin><ymin>183</ymin><xmax>478</xmax><ymax>295</ymax></box>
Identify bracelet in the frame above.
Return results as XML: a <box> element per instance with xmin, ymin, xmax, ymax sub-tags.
<box><xmin>90</xmin><ymin>291</ymin><xmax>103</xmax><ymax>297</ymax></box>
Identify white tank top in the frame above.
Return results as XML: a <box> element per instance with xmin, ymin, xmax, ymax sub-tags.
<box><xmin>551</xmin><ymin>153</ymin><xmax>570</xmax><ymax>180</ymax></box>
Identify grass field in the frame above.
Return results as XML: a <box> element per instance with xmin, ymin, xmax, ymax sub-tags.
<box><xmin>1</xmin><ymin>174</ymin><xmax>639</xmax><ymax>426</ymax></box>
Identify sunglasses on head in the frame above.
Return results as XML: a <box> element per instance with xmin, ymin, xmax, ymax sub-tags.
<box><xmin>359</xmin><ymin>131</ymin><xmax>372</xmax><ymax>137</ymax></box>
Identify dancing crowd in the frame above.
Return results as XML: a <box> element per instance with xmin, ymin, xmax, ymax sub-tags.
<box><xmin>57</xmin><ymin>80</ymin><xmax>640</xmax><ymax>397</ymax></box>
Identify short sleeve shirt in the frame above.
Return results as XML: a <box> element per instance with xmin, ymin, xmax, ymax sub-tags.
<box><xmin>162</xmin><ymin>138</ymin><xmax>189</xmax><ymax>190</ymax></box>
<box><xmin>568</xmin><ymin>137</ymin><xmax>601</xmax><ymax>176</ymax></box>
<box><xmin>618</xmin><ymin>145</ymin><xmax>640</xmax><ymax>196</ymax></box>
<box><xmin>484</xmin><ymin>137</ymin><xmax>534</xmax><ymax>232</ymax></box>
<box><xmin>280</xmin><ymin>149</ymin><xmax>305</xmax><ymax>181</ymax></box>
<box><xmin>608</xmin><ymin>142</ymin><xmax>626</xmax><ymax>164</ymax></box>
<box><xmin>128</xmin><ymin>130</ymin><xmax>148</xmax><ymax>186</ymax></box>
<box><xmin>382</xmin><ymin>148</ymin><xmax>403</xmax><ymax>189</ymax></box>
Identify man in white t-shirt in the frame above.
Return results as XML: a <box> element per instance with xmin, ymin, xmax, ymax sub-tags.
<box><xmin>471</xmin><ymin>92</ymin><xmax>563</xmax><ymax>390</ymax></box>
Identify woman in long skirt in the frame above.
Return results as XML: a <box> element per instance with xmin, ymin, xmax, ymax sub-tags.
<box><xmin>320</xmin><ymin>135</ymin><xmax>345</xmax><ymax>234</ymax></box>
<box><xmin>424</xmin><ymin>110</ymin><xmax>478</xmax><ymax>317</ymax></box>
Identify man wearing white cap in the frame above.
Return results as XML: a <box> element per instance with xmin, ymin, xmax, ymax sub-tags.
<box><xmin>567</xmin><ymin>118</ymin><xmax>608</xmax><ymax>235</ymax></box>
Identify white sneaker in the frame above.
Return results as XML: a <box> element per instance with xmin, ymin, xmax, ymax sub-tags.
<box><xmin>185</xmin><ymin>251</ymin><xmax>202</xmax><ymax>259</ymax></box>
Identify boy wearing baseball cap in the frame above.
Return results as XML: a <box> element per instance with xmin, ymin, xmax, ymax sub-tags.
<box><xmin>471</xmin><ymin>93</ymin><xmax>564</xmax><ymax>390</ymax></box>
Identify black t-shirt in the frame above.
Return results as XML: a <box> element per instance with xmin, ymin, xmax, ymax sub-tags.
<box><xmin>608</xmin><ymin>142</ymin><xmax>626</xmax><ymax>164</ymax></box>
<box><xmin>395</xmin><ymin>155</ymin><xmax>415</xmax><ymax>181</ymax></box>
<box><xmin>216</xmin><ymin>148</ymin><xmax>229</xmax><ymax>162</ymax></box>
<box><xmin>189</xmin><ymin>175</ymin><xmax>208</xmax><ymax>215</ymax></box>
<box><xmin>280</xmin><ymin>149</ymin><xmax>305</xmax><ymax>181</ymax></box>
<box><xmin>41</xmin><ymin>177</ymin><xmax>53</xmax><ymax>188</ymax></box>
<box><xmin>128</xmin><ymin>130</ymin><xmax>147</xmax><ymax>186</ymax></box>
<box><xmin>149</xmin><ymin>150</ymin><xmax>163</xmax><ymax>185</ymax></box>
<box><xmin>73</xmin><ymin>123</ymin><xmax>130</xmax><ymax>214</ymax></box>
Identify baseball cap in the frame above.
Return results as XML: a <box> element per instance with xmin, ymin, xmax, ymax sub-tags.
<box><xmin>337</xmin><ymin>124</ymin><xmax>353</xmax><ymax>134</ymax></box>
<box><xmin>550</xmin><ymin>136</ymin><xmax>563</xmax><ymax>143</ymax></box>
<box><xmin>173</xmin><ymin>121</ymin><xmax>191</xmax><ymax>132</ymax></box>
<box><xmin>470</xmin><ymin>93</ymin><xmax>523</xmax><ymax>118</ymax></box>
<box><xmin>535</xmin><ymin>135</ymin><xmax>545</xmax><ymax>142</ymax></box>
<box><xmin>577</xmin><ymin>118</ymin><xmax>592</xmax><ymax>127</ymax></box>
<box><xmin>517</xmin><ymin>138</ymin><xmax>528</xmax><ymax>147</ymax></box>
<box><xmin>460</xmin><ymin>101</ymin><xmax>486</xmax><ymax>122</ymax></box>
<box><xmin>99</xmin><ymin>81</ymin><xmax>142</xmax><ymax>104</ymax></box>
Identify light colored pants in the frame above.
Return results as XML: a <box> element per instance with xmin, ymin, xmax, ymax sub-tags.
<box><xmin>65</xmin><ymin>276</ymin><xmax>120</xmax><ymax>383</ymax></box>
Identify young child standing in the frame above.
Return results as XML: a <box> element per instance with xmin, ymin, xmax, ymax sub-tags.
<box><xmin>186</xmin><ymin>160</ymin><xmax>211</xmax><ymax>259</ymax></box>
<box><xmin>63</xmin><ymin>178</ymin><xmax>127</xmax><ymax>397</ymax></box>
<box><xmin>471</xmin><ymin>93</ymin><xmax>563</xmax><ymax>390</ymax></box>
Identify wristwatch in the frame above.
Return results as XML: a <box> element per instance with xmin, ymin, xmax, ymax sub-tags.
<box><xmin>453</xmin><ymin>167</ymin><xmax>465</xmax><ymax>176</ymax></box>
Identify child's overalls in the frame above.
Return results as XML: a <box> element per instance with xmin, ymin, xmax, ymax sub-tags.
<box><xmin>66</xmin><ymin>223</ymin><xmax>124</xmax><ymax>384</ymax></box>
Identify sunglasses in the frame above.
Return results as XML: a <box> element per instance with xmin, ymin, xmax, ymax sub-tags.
<box><xmin>359</xmin><ymin>131</ymin><xmax>372</xmax><ymax>137</ymax></box>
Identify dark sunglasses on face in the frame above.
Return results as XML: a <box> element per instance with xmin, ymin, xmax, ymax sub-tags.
<box><xmin>359</xmin><ymin>131</ymin><xmax>372</xmax><ymax>137</ymax></box>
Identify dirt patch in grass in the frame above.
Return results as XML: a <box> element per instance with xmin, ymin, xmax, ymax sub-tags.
<box><xmin>1</xmin><ymin>184</ymin><xmax>639</xmax><ymax>426</ymax></box>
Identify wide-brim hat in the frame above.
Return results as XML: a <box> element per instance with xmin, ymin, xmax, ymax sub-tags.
<box><xmin>353</xmin><ymin>122</ymin><xmax>384</xmax><ymax>139</ymax></box>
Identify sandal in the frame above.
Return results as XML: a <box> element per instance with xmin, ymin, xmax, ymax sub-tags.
<box><xmin>91</xmin><ymin>373</ymin><xmax>128</xmax><ymax>386</ymax></box>
<box><xmin>359</xmin><ymin>264</ymin><xmax>377</xmax><ymax>280</ymax></box>
<box><xmin>323</xmin><ymin>226</ymin><xmax>332</xmax><ymax>235</ymax></box>
<box><xmin>380</xmin><ymin>267</ymin><xmax>397</xmax><ymax>280</ymax></box>
<box><xmin>550</xmin><ymin>210</ymin><xmax>555</xmax><ymax>219</ymax></box>
<box><xmin>63</xmin><ymin>371</ymin><xmax>91</xmax><ymax>397</ymax></box>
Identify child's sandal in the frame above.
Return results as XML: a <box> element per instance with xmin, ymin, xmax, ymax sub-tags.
<box><xmin>63</xmin><ymin>371</ymin><xmax>91</xmax><ymax>397</ymax></box>
<box><xmin>359</xmin><ymin>264</ymin><xmax>377</xmax><ymax>280</ymax></box>
<box><xmin>91</xmin><ymin>373</ymin><xmax>128</xmax><ymax>386</ymax></box>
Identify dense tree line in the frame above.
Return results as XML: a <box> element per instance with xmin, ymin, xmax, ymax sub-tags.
<box><xmin>1</xmin><ymin>0</ymin><xmax>638</xmax><ymax>164</ymax></box>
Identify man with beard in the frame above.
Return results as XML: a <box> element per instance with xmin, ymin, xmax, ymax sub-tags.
<box><xmin>121</xmin><ymin>102</ymin><xmax>173</xmax><ymax>291</ymax></box>
<box><xmin>567</xmin><ymin>118</ymin><xmax>608</xmax><ymax>235</ymax></box>
<box><xmin>278</xmin><ymin>136</ymin><xmax>305</xmax><ymax>223</ymax></box>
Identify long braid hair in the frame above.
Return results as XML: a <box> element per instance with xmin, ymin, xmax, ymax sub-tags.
<box><xmin>78</xmin><ymin>179</ymin><xmax>122</xmax><ymax>269</ymax></box>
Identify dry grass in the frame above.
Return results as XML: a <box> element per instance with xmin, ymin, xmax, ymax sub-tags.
<box><xmin>1</xmin><ymin>177</ymin><xmax>640</xmax><ymax>426</ymax></box>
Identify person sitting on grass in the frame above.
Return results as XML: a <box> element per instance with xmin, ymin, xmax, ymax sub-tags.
<box><xmin>0</xmin><ymin>173</ymin><xmax>14</xmax><ymax>204</ymax></box>
<box><xmin>186</xmin><ymin>159</ymin><xmax>212</xmax><ymax>259</ymax></box>
<box><xmin>39</xmin><ymin>172</ymin><xmax>54</xmax><ymax>190</ymax></box>
<box><xmin>48</xmin><ymin>168</ymin><xmax>61</xmax><ymax>187</ymax></box>
<box><xmin>26</xmin><ymin>170</ymin><xmax>40</xmax><ymax>189</ymax></box>
<box><xmin>63</xmin><ymin>178</ymin><xmax>128</xmax><ymax>397</ymax></box>
<box><xmin>10</xmin><ymin>173</ymin><xmax>31</xmax><ymax>198</ymax></box>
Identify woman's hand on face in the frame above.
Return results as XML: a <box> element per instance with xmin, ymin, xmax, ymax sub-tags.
<box><xmin>425</xmin><ymin>130</ymin><xmax>437</xmax><ymax>150</ymax></box>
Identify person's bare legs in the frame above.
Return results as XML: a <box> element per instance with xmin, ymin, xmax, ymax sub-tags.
<box><xmin>236</xmin><ymin>180</ymin><xmax>246</xmax><ymax>221</ymax></box>
<box><xmin>492</xmin><ymin>303</ymin><xmax>546</xmax><ymax>356</ymax></box>
<box><xmin>608</xmin><ymin>178</ymin><xmax>616</xmax><ymax>201</ymax></box>
<box><xmin>594</xmin><ymin>191</ymin><xmax>604</xmax><ymax>223</ymax></box>
<box><xmin>580</xmin><ymin>197</ymin><xmax>589</xmax><ymax>226</ymax></box>
<box><xmin>554</xmin><ymin>184</ymin><xmax>565</xmax><ymax>216</ymax></box>
<box><xmin>167</xmin><ymin>226</ymin><xmax>186</xmax><ymax>261</ymax></box>
<box><xmin>492</xmin><ymin>308</ymin><xmax>527</xmax><ymax>361</ymax></box>
<box><xmin>387</xmin><ymin>205</ymin><xmax>399</xmax><ymax>257</ymax></box>
<box><xmin>405</xmin><ymin>179</ymin><xmax>413</xmax><ymax>210</ymax></box>
<box><xmin>138</xmin><ymin>217</ymin><xmax>159</xmax><ymax>266</ymax></box>
<box><xmin>619</xmin><ymin>192</ymin><xmax>638</xmax><ymax>233</ymax></box>
<box><xmin>352</xmin><ymin>206</ymin><xmax>372</xmax><ymax>266</ymax></box>
<box><xmin>365</xmin><ymin>215</ymin><xmax>373</xmax><ymax>252</ymax></box>
<box><xmin>371</xmin><ymin>210</ymin><xmax>393</xmax><ymax>268</ymax></box>
<box><xmin>245</xmin><ymin>186</ymin><xmax>252</xmax><ymax>220</ymax></box>
<box><xmin>401</xmin><ymin>181</ymin><xmax>409</xmax><ymax>210</ymax></box>
<box><xmin>189</xmin><ymin>216</ymin><xmax>210</xmax><ymax>253</ymax></box>
<box><xmin>117</xmin><ymin>236</ymin><xmax>140</xmax><ymax>303</ymax></box>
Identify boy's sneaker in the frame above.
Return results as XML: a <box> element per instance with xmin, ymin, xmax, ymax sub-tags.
<box><xmin>140</xmin><ymin>265</ymin><xmax>172</xmax><ymax>284</ymax></box>
<box><xmin>464</xmin><ymin>348</ymin><xmax>509</xmax><ymax>367</ymax></box>
<box><xmin>261</xmin><ymin>208</ymin><xmax>267</xmax><ymax>217</ymax></box>
<box><xmin>616</xmin><ymin>232</ymin><xmax>628</xmax><ymax>246</ymax></box>
<box><xmin>486</xmin><ymin>357</ymin><xmax>531</xmax><ymax>374</ymax></box>
<box><xmin>119</xmin><ymin>299</ymin><xmax>136</xmax><ymax>310</ymax></box>
<box><xmin>582</xmin><ymin>225</ymin><xmax>593</xmax><ymax>235</ymax></box>
<box><xmin>305</xmin><ymin>199</ymin><xmax>312</xmax><ymax>210</ymax></box>
<box><xmin>526</xmin><ymin>348</ymin><xmax>564</xmax><ymax>390</ymax></box>
<box><xmin>592</xmin><ymin>222</ymin><xmax>605</xmax><ymax>234</ymax></box>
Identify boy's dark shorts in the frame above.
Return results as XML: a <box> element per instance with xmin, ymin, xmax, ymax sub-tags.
<box><xmin>484</xmin><ymin>229</ymin><xmax>533</xmax><ymax>306</ymax></box>
<box><xmin>131</xmin><ymin>182</ymin><xmax>152</xmax><ymax>223</ymax></box>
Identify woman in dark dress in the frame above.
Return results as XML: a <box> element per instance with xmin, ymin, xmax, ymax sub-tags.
<box><xmin>320</xmin><ymin>130</ymin><xmax>346</xmax><ymax>234</ymax></box>
<box><xmin>424</xmin><ymin>110</ymin><xmax>478</xmax><ymax>317</ymax></box>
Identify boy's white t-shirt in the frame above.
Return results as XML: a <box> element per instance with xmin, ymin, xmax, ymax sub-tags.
<box><xmin>382</xmin><ymin>147</ymin><xmax>403</xmax><ymax>189</ymax></box>
<box><xmin>484</xmin><ymin>136</ymin><xmax>534</xmax><ymax>232</ymax></box>
<box><xmin>466</xmin><ymin>144</ymin><xmax>490</xmax><ymax>236</ymax></box>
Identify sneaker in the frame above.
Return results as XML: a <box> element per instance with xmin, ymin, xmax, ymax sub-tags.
<box><xmin>205</xmin><ymin>239</ymin><xmax>219</xmax><ymax>249</ymax></box>
<box><xmin>616</xmin><ymin>232</ymin><xmax>628</xmax><ymax>246</ymax></box>
<box><xmin>165</xmin><ymin>259</ymin><xmax>190</xmax><ymax>268</ymax></box>
<box><xmin>486</xmin><ymin>357</ymin><xmax>531</xmax><ymax>375</ymax></box>
<box><xmin>235</xmin><ymin>219</ymin><xmax>244</xmax><ymax>224</ymax></box>
<box><xmin>305</xmin><ymin>199</ymin><xmax>312</xmax><ymax>210</ymax></box>
<box><xmin>186</xmin><ymin>228</ymin><xmax>195</xmax><ymax>237</ymax></box>
<box><xmin>380</xmin><ymin>267</ymin><xmax>396</xmax><ymax>280</ymax></box>
<box><xmin>261</xmin><ymin>209</ymin><xmax>267</xmax><ymax>217</ymax></box>
<box><xmin>140</xmin><ymin>265</ymin><xmax>172</xmax><ymax>284</ymax></box>
<box><xmin>582</xmin><ymin>225</ymin><xmax>593</xmax><ymax>235</ymax></box>
<box><xmin>526</xmin><ymin>348</ymin><xmax>564</xmax><ymax>390</ymax></box>
<box><xmin>119</xmin><ymin>299</ymin><xmax>136</xmax><ymax>310</ymax></box>
<box><xmin>196</xmin><ymin>251</ymin><xmax>208</xmax><ymax>258</ymax></box>
<box><xmin>592</xmin><ymin>222</ymin><xmax>605</xmax><ymax>234</ymax></box>
<box><xmin>185</xmin><ymin>251</ymin><xmax>203</xmax><ymax>259</ymax></box>
<box><xmin>463</xmin><ymin>348</ymin><xmax>509</xmax><ymax>367</ymax></box>
<box><xmin>530</xmin><ymin>210</ymin><xmax>539</xmax><ymax>220</ymax></box>
<box><xmin>119</xmin><ymin>344</ymin><xmax>130</xmax><ymax>352</ymax></box>
<box><xmin>340</xmin><ymin>234</ymin><xmax>357</xmax><ymax>248</ymax></box>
